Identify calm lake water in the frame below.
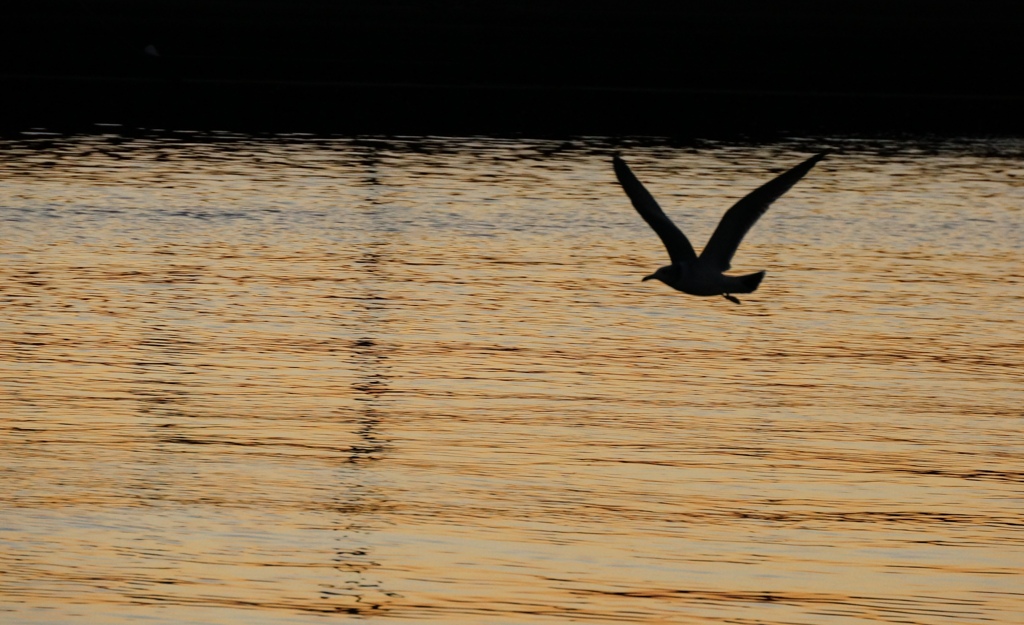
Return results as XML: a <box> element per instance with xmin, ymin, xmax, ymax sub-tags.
<box><xmin>1</xmin><ymin>130</ymin><xmax>1022</xmax><ymax>624</ymax></box>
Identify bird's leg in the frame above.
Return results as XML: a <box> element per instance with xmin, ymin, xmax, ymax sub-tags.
<box><xmin>723</xmin><ymin>294</ymin><xmax>741</xmax><ymax>305</ymax></box>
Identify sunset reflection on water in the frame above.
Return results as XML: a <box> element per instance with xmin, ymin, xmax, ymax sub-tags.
<box><xmin>1</xmin><ymin>131</ymin><xmax>1022</xmax><ymax>624</ymax></box>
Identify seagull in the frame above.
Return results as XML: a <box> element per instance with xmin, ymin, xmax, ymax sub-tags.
<box><xmin>613</xmin><ymin>152</ymin><xmax>826</xmax><ymax>304</ymax></box>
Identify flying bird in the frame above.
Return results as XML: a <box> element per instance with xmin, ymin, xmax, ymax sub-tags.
<box><xmin>613</xmin><ymin>153</ymin><xmax>826</xmax><ymax>304</ymax></box>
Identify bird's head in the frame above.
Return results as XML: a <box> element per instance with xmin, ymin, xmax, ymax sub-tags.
<box><xmin>642</xmin><ymin>265</ymin><xmax>680</xmax><ymax>284</ymax></box>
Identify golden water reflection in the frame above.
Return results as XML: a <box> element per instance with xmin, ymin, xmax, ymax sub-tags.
<box><xmin>1</xmin><ymin>131</ymin><xmax>1022</xmax><ymax>623</ymax></box>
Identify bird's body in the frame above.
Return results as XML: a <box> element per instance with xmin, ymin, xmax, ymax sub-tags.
<box><xmin>613</xmin><ymin>153</ymin><xmax>825</xmax><ymax>303</ymax></box>
<box><xmin>643</xmin><ymin>263</ymin><xmax>764</xmax><ymax>297</ymax></box>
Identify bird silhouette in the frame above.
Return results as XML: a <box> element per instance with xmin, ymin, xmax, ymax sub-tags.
<box><xmin>613</xmin><ymin>153</ymin><xmax>826</xmax><ymax>304</ymax></box>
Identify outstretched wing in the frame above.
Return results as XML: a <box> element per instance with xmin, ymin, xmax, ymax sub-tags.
<box><xmin>700</xmin><ymin>152</ymin><xmax>826</xmax><ymax>271</ymax></box>
<box><xmin>613</xmin><ymin>156</ymin><xmax>697</xmax><ymax>265</ymax></box>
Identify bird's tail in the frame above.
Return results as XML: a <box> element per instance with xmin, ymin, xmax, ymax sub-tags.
<box><xmin>734</xmin><ymin>271</ymin><xmax>765</xmax><ymax>294</ymax></box>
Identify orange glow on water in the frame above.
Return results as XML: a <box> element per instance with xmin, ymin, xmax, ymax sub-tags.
<box><xmin>1</xmin><ymin>133</ymin><xmax>1022</xmax><ymax>623</ymax></box>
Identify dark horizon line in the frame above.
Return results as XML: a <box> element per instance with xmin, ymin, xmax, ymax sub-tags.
<box><xmin>9</xmin><ymin>73</ymin><xmax>1024</xmax><ymax>103</ymax></box>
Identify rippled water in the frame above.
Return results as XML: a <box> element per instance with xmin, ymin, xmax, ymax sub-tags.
<box><xmin>1</xmin><ymin>130</ymin><xmax>1022</xmax><ymax>624</ymax></box>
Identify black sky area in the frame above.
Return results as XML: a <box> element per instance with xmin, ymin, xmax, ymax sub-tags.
<box><xmin>4</xmin><ymin>0</ymin><xmax>1023</xmax><ymax>136</ymax></box>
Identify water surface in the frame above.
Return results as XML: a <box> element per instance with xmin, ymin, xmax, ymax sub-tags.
<box><xmin>1</xmin><ymin>131</ymin><xmax>1022</xmax><ymax>624</ymax></box>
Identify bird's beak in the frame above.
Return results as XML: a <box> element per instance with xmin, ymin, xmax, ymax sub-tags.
<box><xmin>642</xmin><ymin>273</ymin><xmax>656</xmax><ymax>282</ymax></box>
